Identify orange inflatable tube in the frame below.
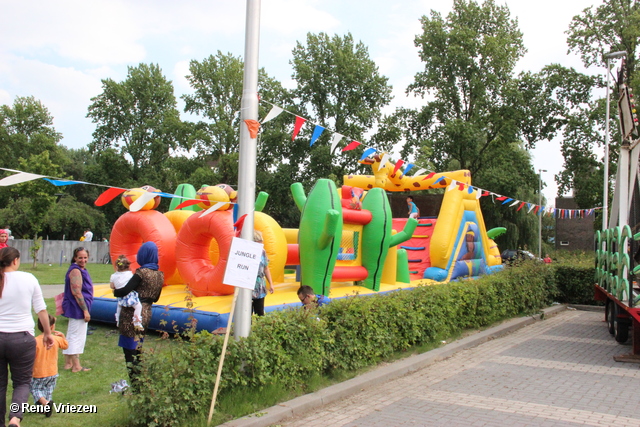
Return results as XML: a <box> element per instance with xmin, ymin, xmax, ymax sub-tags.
<box><xmin>163</xmin><ymin>210</ymin><xmax>195</xmax><ymax>285</ymax></box>
<box><xmin>110</xmin><ymin>211</ymin><xmax>177</xmax><ymax>285</ymax></box>
<box><xmin>175</xmin><ymin>209</ymin><xmax>235</xmax><ymax>297</ymax></box>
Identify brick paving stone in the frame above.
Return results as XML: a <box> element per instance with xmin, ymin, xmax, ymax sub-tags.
<box><xmin>280</xmin><ymin>310</ymin><xmax>640</xmax><ymax>427</ymax></box>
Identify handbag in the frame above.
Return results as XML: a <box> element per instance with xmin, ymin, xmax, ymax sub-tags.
<box><xmin>54</xmin><ymin>292</ymin><xmax>64</xmax><ymax>316</ymax></box>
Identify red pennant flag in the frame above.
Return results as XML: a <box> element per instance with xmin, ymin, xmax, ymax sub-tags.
<box><xmin>392</xmin><ymin>159</ymin><xmax>404</xmax><ymax>176</ymax></box>
<box><xmin>234</xmin><ymin>214</ymin><xmax>248</xmax><ymax>237</ymax></box>
<box><xmin>291</xmin><ymin>116</ymin><xmax>306</xmax><ymax>141</ymax></box>
<box><xmin>533</xmin><ymin>205</ymin><xmax>540</xmax><ymax>214</ymax></box>
<box><xmin>342</xmin><ymin>141</ymin><xmax>361</xmax><ymax>151</ymax></box>
<box><xmin>422</xmin><ymin>172</ymin><xmax>436</xmax><ymax>181</ymax></box>
<box><xmin>482</xmin><ymin>191</ymin><xmax>490</xmax><ymax>197</ymax></box>
<box><xmin>244</xmin><ymin>119</ymin><xmax>260</xmax><ymax>138</ymax></box>
<box><xmin>496</xmin><ymin>196</ymin><xmax>507</xmax><ymax>201</ymax></box>
<box><xmin>94</xmin><ymin>187</ymin><xmax>126</xmax><ymax>206</ymax></box>
<box><xmin>517</xmin><ymin>202</ymin><xmax>525</xmax><ymax>211</ymax></box>
<box><xmin>174</xmin><ymin>199</ymin><xmax>202</xmax><ymax>210</ymax></box>
<box><xmin>457</xmin><ymin>183</ymin><xmax>465</xmax><ymax>191</ymax></box>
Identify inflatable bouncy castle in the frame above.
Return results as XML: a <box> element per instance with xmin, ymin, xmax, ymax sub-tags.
<box><xmin>90</xmin><ymin>159</ymin><xmax>504</xmax><ymax>331</ymax></box>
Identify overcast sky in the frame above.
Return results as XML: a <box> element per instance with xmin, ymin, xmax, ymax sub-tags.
<box><xmin>1</xmin><ymin>0</ymin><xmax>604</xmax><ymax>205</ymax></box>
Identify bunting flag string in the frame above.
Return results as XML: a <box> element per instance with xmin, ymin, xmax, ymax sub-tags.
<box><xmin>0</xmin><ymin>168</ymin><xmax>232</xmax><ymax>210</ymax></box>
<box><xmin>257</xmin><ymin>101</ymin><xmax>602</xmax><ymax>220</ymax></box>
<box><xmin>0</xmin><ymin>91</ymin><xmax>605</xmax><ymax>220</ymax></box>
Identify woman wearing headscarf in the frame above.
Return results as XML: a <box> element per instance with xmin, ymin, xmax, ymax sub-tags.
<box><xmin>61</xmin><ymin>247</ymin><xmax>93</xmax><ymax>373</ymax></box>
<box><xmin>113</xmin><ymin>242</ymin><xmax>163</xmax><ymax>390</ymax></box>
<box><xmin>0</xmin><ymin>247</ymin><xmax>54</xmax><ymax>427</ymax></box>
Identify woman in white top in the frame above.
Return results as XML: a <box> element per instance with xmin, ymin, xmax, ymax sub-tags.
<box><xmin>0</xmin><ymin>247</ymin><xmax>53</xmax><ymax>427</ymax></box>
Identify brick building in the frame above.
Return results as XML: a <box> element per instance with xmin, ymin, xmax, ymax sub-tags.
<box><xmin>555</xmin><ymin>197</ymin><xmax>595</xmax><ymax>251</ymax></box>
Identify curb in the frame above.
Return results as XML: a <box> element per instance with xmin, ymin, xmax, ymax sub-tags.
<box><xmin>568</xmin><ymin>304</ymin><xmax>604</xmax><ymax>312</ymax></box>
<box><xmin>221</xmin><ymin>304</ymin><xmax>568</xmax><ymax>427</ymax></box>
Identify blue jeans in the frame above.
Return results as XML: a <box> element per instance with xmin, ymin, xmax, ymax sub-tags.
<box><xmin>0</xmin><ymin>331</ymin><xmax>36</xmax><ymax>426</ymax></box>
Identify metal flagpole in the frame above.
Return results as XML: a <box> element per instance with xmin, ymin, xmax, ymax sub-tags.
<box><xmin>234</xmin><ymin>0</ymin><xmax>261</xmax><ymax>339</ymax></box>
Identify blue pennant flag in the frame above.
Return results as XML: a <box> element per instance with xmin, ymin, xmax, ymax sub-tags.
<box><xmin>501</xmin><ymin>198</ymin><xmax>513</xmax><ymax>205</ymax></box>
<box><xmin>43</xmin><ymin>178</ymin><xmax>85</xmax><ymax>186</ymax></box>
<box><xmin>403</xmin><ymin>163</ymin><xmax>414</xmax><ymax>176</ymax></box>
<box><xmin>310</xmin><ymin>125</ymin><xmax>325</xmax><ymax>146</ymax></box>
<box><xmin>359</xmin><ymin>147</ymin><xmax>377</xmax><ymax>161</ymax></box>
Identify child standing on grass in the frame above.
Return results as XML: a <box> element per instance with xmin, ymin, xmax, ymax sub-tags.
<box><xmin>31</xmin><ymin>314</ymin><xmax>68</xmax><ymax>417</ymax></box>
<box><xmin>110</xmin><ymin>255</ymin><xmax>143</xmax><ymax>329</ymax></box>
<box><xmin>251</xmin><ymin>230</ymin><xmax>274</xmax><ymax>316</ymax></box>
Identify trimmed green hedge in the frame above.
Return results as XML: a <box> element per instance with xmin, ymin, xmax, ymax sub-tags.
<box><xmin>553</xmin><ymin>265</ymin><xmax>597</xmax><ymax>305</ymax></box>
<box><xmin>128</xmin><ymin>260</ymin><xmax>592</xmax><ymax>426</ymax></box>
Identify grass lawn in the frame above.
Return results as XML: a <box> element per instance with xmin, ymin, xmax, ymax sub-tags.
<box><xmin>19</xmin><ymin>263</ymin><xmax>116</xmax><ymax>285</ymax></box>
<box><xmin>13</xmin><ymin>299</ymin><xmax>138</xmax><ymax>426</ymax></box>
<box><xmin>7</xmin><ymin>298</ymin><xmax>185</xmax><ymax>427</ymax></box>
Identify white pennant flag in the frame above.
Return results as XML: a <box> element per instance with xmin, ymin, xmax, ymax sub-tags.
<box><xmin>0</xmin><ymin>172</ymin><xmax>46</xmax><ymax>186</ymax></box>
<box><xmin>447</xmin><ymin>180</ymin><xmax>457</xmax><ymax>191</ymax></box>
<box><xmin>261</xmin><ymin>105</ymin><xmax>283</xmax><ymax>124</ymax></box>
<box><xmin>329</xmin><ymin>133</ymin><xmax>344</xmax><ymax>153</ymax></box>
<box><xmin>476</xmin><ymin>189</ymin><xmax>482</xmax><ymax>199</ymax></box>
<box><xmin>378</xmin><ymin>153</ymin><xmax>391</xmax><ymax>171</ymax></box>
<box><xmin>527</xmin><ymin>204</ymin><xmax>536</xmax><ymax>213</ymax></box>
<box><xmin>509</xmin><ymin>200</ymin><xmax>519</xmax><ymax>207</ymax></box>
<box><xmin>412</xmin><ymin>168</ymin><xmax>426</xmax><ymax>177</ymax></box>
<box><xmin>201</xmin><ymin>202</ymin><xmax>227</xmax><ymax>217</ymax></box>
<box><xmin>128</xmin><ymin>191</ymin><xmax>159</xmax><ymax>212</ymax></box>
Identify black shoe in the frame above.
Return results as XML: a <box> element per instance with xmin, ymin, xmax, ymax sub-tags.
<box><xmin>46</xmin><ymin>400</ymin><xmax>53</xmax><ymax>417</ymax></box>
<box><xmin>86</xmin><ymin>330</ymin><xmax>94</xmax><ymax>335</ymax></box>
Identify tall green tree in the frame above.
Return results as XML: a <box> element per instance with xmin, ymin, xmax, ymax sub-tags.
<box><xmin>385</xmin><ymin>0</ymin><xmax>564</xmax><ymax>250</ymax></box>
<box><xmin>564</xmin><ymin>0</ymin><xmax>640</xmax><ymax>207</ymax></box>
<box><xmin>0</xmin><ymin>96</ymin><xmax>64</xmax><ymax>168</ymax></box>
<box><xmin>290</xmin><ymin>32</ymin><xmax>393</xmax><ymax>185</ymax></box>
<box><xmin>87</xmin><ymin>63</ymin><xmax>187</xmax><ymax>181</ymax></box>
<box><xmin>0</xmin><ymin>97</ymin><xmax>71</xmax><ymax>238</ymax></box>
<box><xmin>182</xmin><ymin>51</ymin><xmax>293</xmax><ymax>187</ymax></box>
<box><xmin>406</xmin><ymin>0</ymin><xmax>545</xmax><ymax>175</ymax></box>
<box><xmin>567</xmin><ymin>0</ymin><xmax>639</xmax><ymax>88</ymax></box>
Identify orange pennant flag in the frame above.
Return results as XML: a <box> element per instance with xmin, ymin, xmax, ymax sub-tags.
<box><xmin>244</xmin><ymin>120</ymin><xmax>260</xmax><ymax>139</ymax></box>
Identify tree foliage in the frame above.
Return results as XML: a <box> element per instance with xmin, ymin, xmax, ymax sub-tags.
<box><xmin>567</xmin><ymin>0</ymin><xmax>639</xmax><ymax>87</ymax></box>
<box><xmin>87</xmin><ymin>63</ymin><xmax>187</xmax><ymax>181</ymax></box>
<box><xmin>564</xmin><ymin>0</ymin><xmax>640</xmax><ymax>207</ymax></box>
<box><xmin>383</xmin><ymin>0</ymin><xmax>560</xmax><ymax>250</ymax></box>
<box><xmin>290</xmin><ymin>32</ymin><xmax>393</xmax><ymax>185</ymax></box>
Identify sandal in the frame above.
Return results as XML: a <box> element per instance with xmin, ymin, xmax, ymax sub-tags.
<box><xmin>72</xmin><ymin>366</ymin><xmax>91</xmax><ymax>372</ymax></box>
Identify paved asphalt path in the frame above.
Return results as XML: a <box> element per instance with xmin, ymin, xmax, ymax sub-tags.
<box><xmin>41</xmin><ymin>284</ymin><xmax>65</xmax><ymax>298</ymax></box>
<box><xmin>229</xmin><ymin>308</ymin><xmax>640</xmax><ymax>427</ymax></box>
<box><xmin>225</xmin><ymin>306</ymin><xmax>640</xmax><ymax>427</ymax></box>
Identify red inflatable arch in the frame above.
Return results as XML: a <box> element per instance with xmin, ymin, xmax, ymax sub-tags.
<box><xmin>176</xmin><ymin>209</ymin><xmax>235</xmax><ymax>297</ymax></box>
<box><xmin>110</xmin><ymin>211</ymin><xmax>177</xmax><ymax>285</ymax></box>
